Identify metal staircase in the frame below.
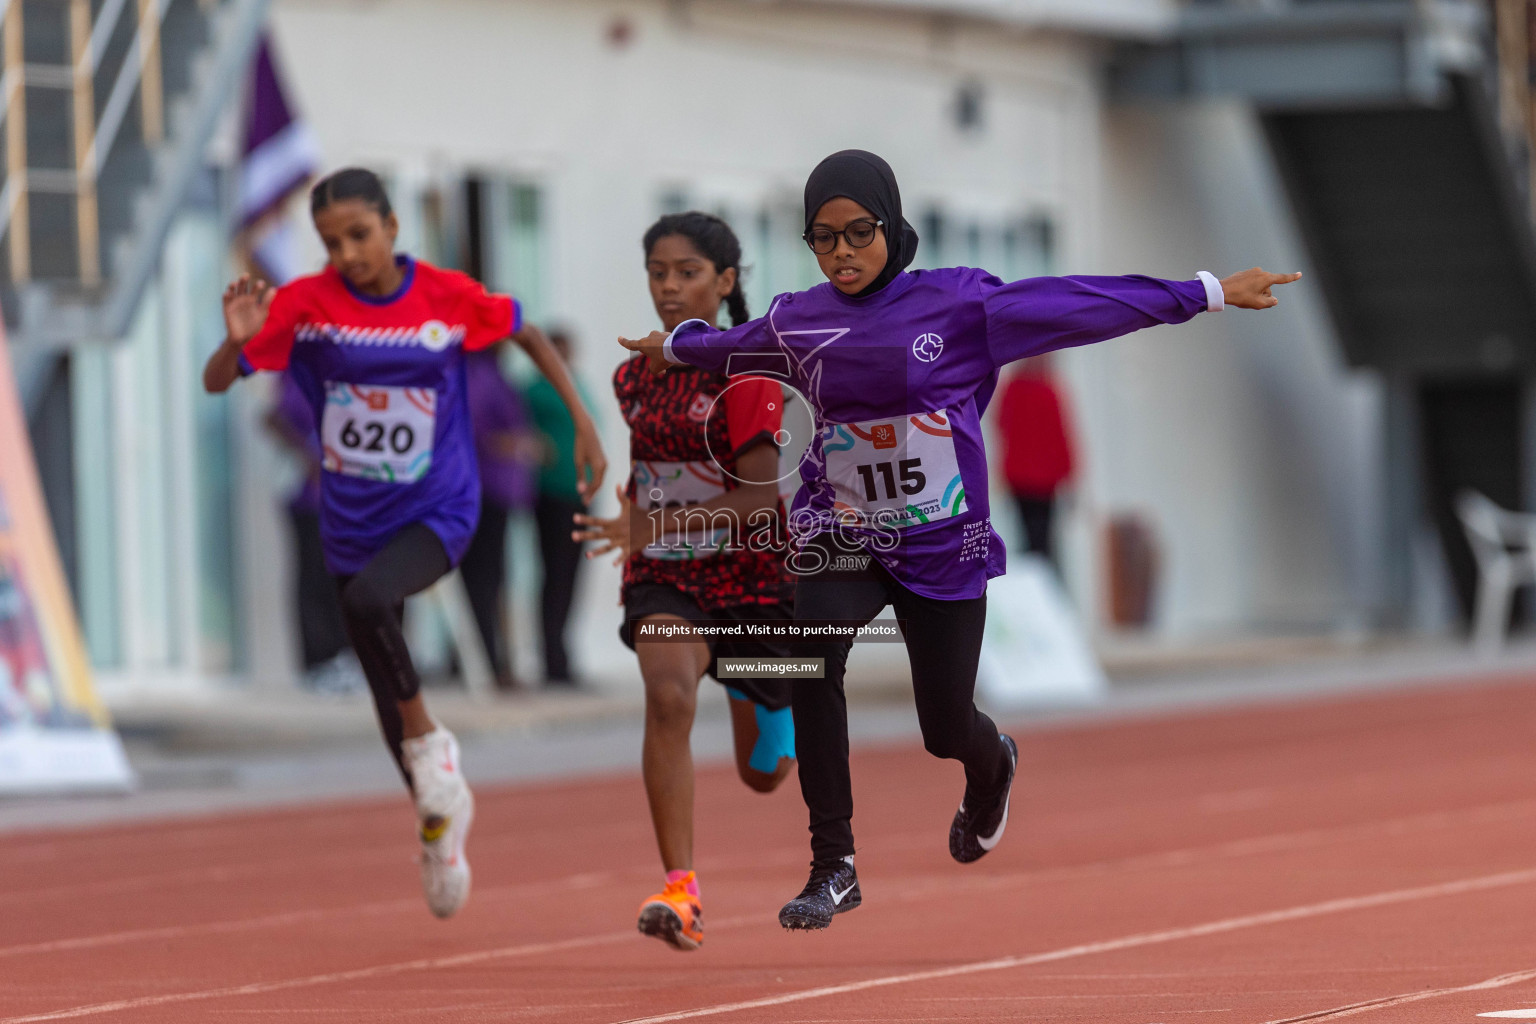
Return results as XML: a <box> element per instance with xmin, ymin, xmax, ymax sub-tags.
<box><xmin>1</xmin><ymin>0</ymin><xmax>269</xmax><ymax>402</ymax></box>
<box><xmin>1112</xmin><ymin>0</ymin><xmax>1536</xmax><ymax>622</ymax></box>
<box><xmin>1113</xmin><ymin>0</ymin><xmax>1536</xmax><ymax>377</ymax></box>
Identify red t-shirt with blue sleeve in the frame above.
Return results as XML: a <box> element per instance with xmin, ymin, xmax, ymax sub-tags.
<box><xmin>239</xmin><ymin>256</ymin><xmax>519</xmax><ymax>574</ymax></box>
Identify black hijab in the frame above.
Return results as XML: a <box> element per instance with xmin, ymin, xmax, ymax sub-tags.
<box><xmin>803</xmin><ymin>150</ymin><xmax>920</xmax><ymax>298</ymax></box>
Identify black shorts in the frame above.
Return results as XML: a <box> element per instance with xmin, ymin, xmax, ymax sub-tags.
<box><xmin>620</xmin><ymin>583</ymin><xmax>794</xmax><ymax>711</ymax></box>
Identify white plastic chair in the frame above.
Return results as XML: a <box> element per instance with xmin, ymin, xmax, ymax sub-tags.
<box><xmin>1455</xmin><ymin>490</ymin><xmax>1536</xmax><ymax>654</ymax></box>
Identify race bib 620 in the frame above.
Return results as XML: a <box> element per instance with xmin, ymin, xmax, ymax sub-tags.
<box><xmin>321</xmin><ymin>383</ymin><xmax>436</xmax><ymax>483</ymax></box>
<box><xmin>820</xmin><ymin>411</ymin><xmax>966</xmax><ymax>529</ymax></box>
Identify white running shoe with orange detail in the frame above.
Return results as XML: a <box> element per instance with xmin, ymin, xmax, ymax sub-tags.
<box><xmin>403</xmin><ymin>726</ymin><xmax>474</xmax><ymax>918</ymax></box>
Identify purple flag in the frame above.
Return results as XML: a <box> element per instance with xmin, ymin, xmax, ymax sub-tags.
<box><xmin>239</xmin><ymin>34</ymin><xmax>320</xmax><ymax>232</ymax></box>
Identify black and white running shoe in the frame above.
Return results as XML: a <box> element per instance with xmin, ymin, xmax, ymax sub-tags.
<box><xmin>949</xmin><ymin>734</ymin><xmax>1018</xmax><ymax>864</ymax></box>
<box><xmin>778</xmin><ymin>856</ymin><xmax>860</xmax><ymax>930</ymax></box>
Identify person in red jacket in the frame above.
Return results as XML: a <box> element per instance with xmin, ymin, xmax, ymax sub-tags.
<box><xmin>996</xmin><ymin>355</ymin><xmax>1076</xmax><ymax>568</ymax></box>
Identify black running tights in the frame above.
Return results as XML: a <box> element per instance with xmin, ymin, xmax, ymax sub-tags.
<box><xmin>791</xmin><ymin>535</ymin><xmax>1005</xmax><ymax>860</ymax></box>
<box><xmin>335</xmin><ymin>523</ymin><xmax>451</xmax><ymax>783</ymax></box>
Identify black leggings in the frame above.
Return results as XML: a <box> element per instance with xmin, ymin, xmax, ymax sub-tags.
<box><xmin>792</xmin><ymin>533</ymin><xmax>1005</xmax><ymax>860</ymax></box>
<box><xmin>1013</xmin><ymin>493</ymin><xmax>1056</xmax><ymax>565</ymax></box>
<box><xmin>335</xmin><ymin>523</ymin><xmax>452</xmax><ymax>783</ymax></box>
<box><xmin>460</xmin><ymin>498</ymin><xmax>510</xmax><ymax>679</ymax></box>
<box><xmin>535</xmin><ymin>495</ymin><xmax>585</xmax><ymax>682</ymax></box>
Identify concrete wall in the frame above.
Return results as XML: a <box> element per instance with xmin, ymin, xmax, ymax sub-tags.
<box><xmin>1081</xmin><ymin>98</ymin><xmax>1384</xmax><ymax>636</ymax></box>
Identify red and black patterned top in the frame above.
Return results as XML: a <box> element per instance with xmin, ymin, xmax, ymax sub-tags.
<box><xmin>614</xmin><ymin>354</ymin><xmax>793</xmax><ymax>612</ymax></box>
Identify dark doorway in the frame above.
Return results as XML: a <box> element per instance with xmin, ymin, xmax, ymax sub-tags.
<box><xmin>1418</xmin><ymin>377</ymin><xmax>1524</xmax><ymax>622</ymax></box>
<box><xmin>463</xmin><ymin>176</ymin><xmax>486</xmax><ymax>284</ymax></box>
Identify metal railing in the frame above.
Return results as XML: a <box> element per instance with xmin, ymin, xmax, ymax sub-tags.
<box><xmin>1488</xmin><ymin>0</ymin><xmax>1536</xmax><ymax>210</ymax></box>
<box><xmin>0</xmin><ymin>0</ymin><xmax>197</xmax><ymax>289</ymax></box>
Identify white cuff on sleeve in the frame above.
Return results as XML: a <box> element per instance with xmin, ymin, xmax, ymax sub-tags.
<box><xmin>662</xmin><ymin>318</ymin><xmax>709</xmax><ymax>365</ymax></box>
<box><xmin>1196</xmin><ymin>271</ymin><xmax>1224</xmax><ymax>312</ymax></box>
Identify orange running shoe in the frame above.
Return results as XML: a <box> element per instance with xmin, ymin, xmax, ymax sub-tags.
<box><xmin>637</xmin><ymin>873</ymin><xmax>703</xmax><ymax>950</ymax></box>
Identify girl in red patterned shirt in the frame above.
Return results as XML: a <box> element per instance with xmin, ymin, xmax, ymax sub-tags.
<box><xmin>576</xmin><ymin>213</ymin><xmax>796</xmax><ymax>951</ymax></box>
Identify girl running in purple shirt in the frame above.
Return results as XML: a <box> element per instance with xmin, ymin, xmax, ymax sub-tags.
<box><xmin>621</xmin><ymin>149</ymin><xmax>1299</xmax><ymax>931</ymax></box>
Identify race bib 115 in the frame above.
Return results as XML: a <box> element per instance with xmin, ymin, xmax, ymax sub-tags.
<box><xmin>321</xmin><ymin>383</ymin><xmax>436</xmax><ymax>483</ymax></box>
<box><xmin>820</xmin><ymin>411</ymin><xmax>966</xmax><ymax>529</ymax></box>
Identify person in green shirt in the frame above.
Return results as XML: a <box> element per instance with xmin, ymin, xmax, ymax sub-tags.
<box><xmin>526</xmin><ymin>328</ymin><xmax>590</xmax><ymax>685</ymax></box>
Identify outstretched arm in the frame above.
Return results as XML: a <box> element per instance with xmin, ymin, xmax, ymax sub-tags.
<box><xmin>511</xmin><ymin>320</ymin><xmax>607</xmax><ymax>501</ymax></box>
<box><xmin>984</xmin><ymin>267</ymin><xmax>1301</xmax><ymax>366</ymax></box>
<box><xmin>619</xmin><ymin>309</ymin><xmax>781</xmax><ymax>376</ymax></box>
<box><xmin>617</xmin><ymin>330</ymin><xmax>672</xmax><ymax>375</ymax></box>
<box><xmin>203</xmin><ymin>275</ymin><xmax>274</xmax><ymax>393</ymax></box>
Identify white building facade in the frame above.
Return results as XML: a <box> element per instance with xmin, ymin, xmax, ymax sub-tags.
<box><xmin>71</xmin><ymin>0</ymin><xmax>1387</xmax><ymax>688</ymax></box>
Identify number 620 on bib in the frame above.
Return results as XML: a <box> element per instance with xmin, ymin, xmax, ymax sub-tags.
<box><xmin>320</xmin><ymin>382</ymin><xmax>437</xmax><ymax>484</ymax></box>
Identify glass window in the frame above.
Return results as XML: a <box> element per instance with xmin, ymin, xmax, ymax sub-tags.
<box><xmin>486</xmin><ymin>180</ymin><xmax>546</xmax><ymax>327</ymax></box>
<box><xmin>184</xmin><ymin>216</ymin><xmax>239</xmax><ymax>671</ymax></box>
<box><xmin>919</xmin><ymin>209</ymin><xmax>946</xmax><ymax>270</ymax></box>
<box><xmin>658</xmin><ymin>187</ymin><xmax>689</xmax><ymax>215</ymax></box>
<box><xmin>912</xmin><ymin>209</ymin><xmax>1054</xmax><ymax>278</ymax></box>
<box><xmin>416</xmin><ymin>181</ymin><xmax>464</xmax><ymax>271</ymax></box>
<box><xmin>743</xmin><ymin>196</ymin><xmax>818</xmax><ymax>312</ymax></box>
<box><xmin>1003</xmin><ymin>216</ymin><xmax>1054</xmax><ymax>280</ymax></box>
<box><xmin>70</xmin><ymin>347</ymin><xmax>120</xmax><ymax>667</ymax></box>
<box><xmin>963</xmin><ymin>223</ymin><xmax>982</xmax><ymax>268</ymax></box>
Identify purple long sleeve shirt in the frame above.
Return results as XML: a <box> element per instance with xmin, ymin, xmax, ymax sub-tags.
<box><xmin>668</xmin><ymin>267</ymin><xmax>1211</xmax><ymax>599</ymax></box>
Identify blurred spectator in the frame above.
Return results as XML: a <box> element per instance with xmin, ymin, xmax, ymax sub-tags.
<box><xmin>265</xmin><ymin>372</ymin><xmax>364</xmax><ymax>694</ymax></box>
<box><xmin>526</xmin><ymin>329</ymin><xmax>589</xmax><ymax>686</ymax></box>
<box><xmin>997</xmin><ymin>356</ymin><xmax>1077</xmax><ymax>569</ymax></box>
<box><xmin>462</xmin><ymin>350</ymin><xmax>540</xmax><ymax>691</ymax></box>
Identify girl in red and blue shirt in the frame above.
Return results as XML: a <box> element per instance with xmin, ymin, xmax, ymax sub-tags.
<box><xmin>204</xmin><ymin>168</ymin><xmax>606</xmax><ymax>919</ymax></box>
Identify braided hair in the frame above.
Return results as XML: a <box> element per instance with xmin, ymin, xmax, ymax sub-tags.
<box><xmin>310</xmin><ymin>167</ymin><xmax>393</xmax><ymax>219</ymax></box>
<box><xmin>642</xmin><ymin>212</ymin><xmax>750</xmax><ymax>326</ymax></box>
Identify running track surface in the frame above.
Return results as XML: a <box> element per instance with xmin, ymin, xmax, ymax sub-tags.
<box><xmin>5</xmin><ymin>676</ymin><xmax>1536</xmax><ymax>1023</ymax></box>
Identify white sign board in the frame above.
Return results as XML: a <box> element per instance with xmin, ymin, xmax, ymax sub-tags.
<box><xmin>976</xmin><ymin>555</ymin><xmax>1107</xmax><ymax>709</ymax></box>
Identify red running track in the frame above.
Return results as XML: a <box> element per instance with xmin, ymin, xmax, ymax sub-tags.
<box><xmin>5</xmin><ymin>675</ymin><xmax>1536</xmax><ymax>1023</ymax></box>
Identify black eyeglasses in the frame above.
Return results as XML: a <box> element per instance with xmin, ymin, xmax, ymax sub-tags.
<box><xmin>803</xmin><ymin>218</ymin><xmax>884</xmax><ymax>255</ymax></box>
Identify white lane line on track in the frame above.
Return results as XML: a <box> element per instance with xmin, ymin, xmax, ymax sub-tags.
<box><xmin>884</xmin><ymin>798</ymin><xmax>1536</xmax><ymax>906</ymax></box>
<box><xmin>0</xmin><ymin>827</ymin><xmax>629</xmax><ymax>908</ymax></box>
<box><xmin>7</xmin><ymin>777</ymin><xmax>1535</xmax><ymax>911</ymax></box>
<box><xmin>0</xmin><ymin>915</ymin><xmax>749</xmax><ymax>1024</ymax></box>
<box><xmin>0</xmin><ymin>872</ymin><xmax>618</xmax><ymax>960</ymax></box>
<box><xmin>606</xmin><ymin>867</ymin><xmax>1536</xmax><ymax>1024</ymax></box>
<box><xmin>1261</xmin><ymin>968</ymin><xmax>1536</xmax><ymax>1022</ymax></box>
<box><xmin>0</xmin><ymin>902</ymin><xmax>419</xmax><ymax>960</ymax></box>
<box><xmin>7</xmin><ymin>867</ymin><xmax>1532</xmax><ymax>1023</ymax></box>
<box><xmin>11</xmin><ymin>795</ymin><xmax>1535</xmax><ymax>965</ymax></box>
